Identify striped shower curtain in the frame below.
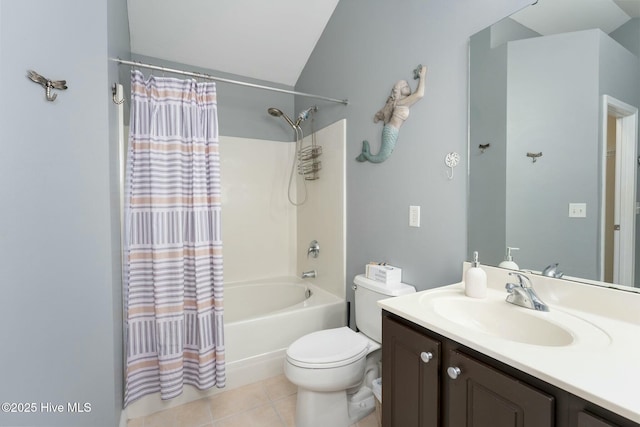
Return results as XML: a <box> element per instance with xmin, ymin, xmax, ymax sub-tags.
<box><xmin>124</xmin><ymin>70</ymin><xmax>225</xmax><ymax>406</ymax></box>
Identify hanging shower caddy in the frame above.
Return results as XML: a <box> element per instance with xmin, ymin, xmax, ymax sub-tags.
<box><xmin>297</xmin><ymin>116</ymin><xmax>322</xmax><ymax>180</ymax></box>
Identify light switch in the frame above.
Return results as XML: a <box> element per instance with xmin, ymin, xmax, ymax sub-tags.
<box><xmin>569</xmin><ymin>203</ymin><xmax>586</xmax><ymax>218</ymax></box>
<box><xmin>409</xmin><ymin>205</ymin><xmax>421</xmax><ymax>227</ymax></box>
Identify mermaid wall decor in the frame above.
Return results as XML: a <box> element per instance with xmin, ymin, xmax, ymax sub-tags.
<box><xmin>356</xmin><ymin>64</ymin><xmax>427</xmax><ymax>163</ymax></box>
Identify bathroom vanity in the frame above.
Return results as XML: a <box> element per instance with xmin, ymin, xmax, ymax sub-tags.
<box><xmin>378</xmin><ymin>265</ymin><xmax>640</xmax><ymax>427</ymax></box>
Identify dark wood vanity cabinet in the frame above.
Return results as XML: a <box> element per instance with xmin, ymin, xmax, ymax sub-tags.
<box><xmin>382</xmin><ymin>312</ymin><xmax>441</xmax><ymax>427</ymax></box>
<box><xmin>382</xmin><ymin>312</ymin><xmax>639</xmax><ymax>427</ymax></box>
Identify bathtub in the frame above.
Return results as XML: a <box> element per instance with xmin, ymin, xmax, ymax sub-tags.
<box><xmin>224</xmin><ymin>277</ymin><xmax>346</xmax><ymax>373</ymax></box>
<box><xmin>124</xmin><ymin>277</ymin><xmax>345</xmax><ymax>421</ymax></box>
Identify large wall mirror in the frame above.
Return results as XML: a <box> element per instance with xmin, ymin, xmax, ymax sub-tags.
<box><xmin>468</xmin><ymin>0</ymin><xmax>640</xmax><ymax>291</ymax></box>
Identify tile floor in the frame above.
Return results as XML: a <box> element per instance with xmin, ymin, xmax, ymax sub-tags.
<box><xmin>126</xmin><ymin>374</ymin><xmax>379</xmax><ymax>427</ymax></box>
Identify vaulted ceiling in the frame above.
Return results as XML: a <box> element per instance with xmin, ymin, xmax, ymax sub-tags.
<box><xmin>127</xmin><ymin>0</ymin><xmax>339</xmax><ymax>87</ymax></box>
<box><xmin>512</xmin><ymin>0</ymin><xmax>639</xmax><ymax>35</ymax></box>
<box><xmin>127</xmin><ymin>0</ymin><xmax>639</xmax><ymax>87</ymax></box>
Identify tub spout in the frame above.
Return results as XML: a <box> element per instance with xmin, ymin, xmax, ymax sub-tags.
<box><xmin>301</xmin><ymin>270</ymin><xmax>317</xmax><ymax>279</ymax></box>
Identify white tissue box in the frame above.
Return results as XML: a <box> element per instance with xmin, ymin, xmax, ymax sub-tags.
<box><xmin>366</xmin><ymin>264</ymin><xmax>402</xmax><ymax>284</ymax></box>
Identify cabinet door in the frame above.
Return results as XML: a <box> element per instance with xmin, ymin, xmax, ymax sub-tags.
<box><xmin>577</xmin><ymin>411</ymin><xmax>620</xmax><ymax>427</ymax></box>
<box><xmin>445</xmin><ymin>350</ymin><xmax>554</xmax><ymax>427</ymax></box>
<box><xmin>568</xmin><ymin>397</ymin><xmax>639</xmax><ymax>427</ymax></box>
<box><xmin>382</xmin><ymin>316</ymin><xmax>441</xmax><ymax>427</ymax></box>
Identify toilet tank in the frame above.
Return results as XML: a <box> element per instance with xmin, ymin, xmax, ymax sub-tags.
<box><xmin>354</xmin><ymin>274</ymin><xmax>416</xmax><ymax>343</ymax></box>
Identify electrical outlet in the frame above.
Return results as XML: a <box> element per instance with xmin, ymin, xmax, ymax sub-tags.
<box><xmin>568</xmin><ymin>203</ymin><xmax>587</xmax><ymax>218</ymax></box>
<box><xmin>409</xmin><ymin>205</ymin><xmax>421</xmax><ymax>227</ymax></box>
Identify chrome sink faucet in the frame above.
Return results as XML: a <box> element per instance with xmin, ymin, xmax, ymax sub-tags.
<box><xmin>542</xmin><ymin>263</ymin><xmax>564</xmax><ymax>278</ymax></box>
<box><xmin>505</xmin><ymin>272</ymin><xmax>549</xmax><ymax>312</ymax></box>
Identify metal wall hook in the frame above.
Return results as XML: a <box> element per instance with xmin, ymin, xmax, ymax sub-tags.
<box><xmin>479</xmin><ymin>143</ymin><xmax>491</xmax><ymax>153</ymax></box>
<box><xmin>445</xmin><ymin>152</ymin><xmax>460</xmax><ymax>180</ymax></box>
<box><xmin>27</xmin><ymin>70</ymin><xmax>67</xmax><ymax>102</ymax></box>
<box><xmin>526</xmin><ymin>152</ymin><xmax>543</xmax><ymax>163</ymax></box>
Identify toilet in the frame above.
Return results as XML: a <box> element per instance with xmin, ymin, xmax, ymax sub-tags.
<box><xmin>284</xmin><ymin>274</ymin><xmax>416</xmax><ymax>427</ymax></box>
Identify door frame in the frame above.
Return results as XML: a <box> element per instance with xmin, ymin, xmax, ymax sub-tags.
<box><xmin>599</xmin><ymin>95</ymin><xmax>638</xmax><ymax>286</ymax></box>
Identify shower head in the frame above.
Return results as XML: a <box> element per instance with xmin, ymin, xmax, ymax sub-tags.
<box><xmin>268</xmin><ymin>107</ymin><xmax>297</xmax><ymax>129</ymax></box>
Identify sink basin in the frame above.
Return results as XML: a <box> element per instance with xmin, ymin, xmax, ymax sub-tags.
<box><xmin>419</xmin><ymin>290</ymin><xmax>611</xmax><ymax>347</ymax></box>
<box><xmin>430</xmin><ymin>297</ymin><xmax>572</xmax><ymax>346</ymax></box>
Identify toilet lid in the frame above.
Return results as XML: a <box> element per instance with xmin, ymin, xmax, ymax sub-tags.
<box><xmin>286</xmin><ymin>327</ymin><xmax>370</xmax><ymax>369</ymax></box>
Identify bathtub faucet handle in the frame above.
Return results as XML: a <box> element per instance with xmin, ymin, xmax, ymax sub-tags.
<box><xmin>301</xmin><ymin>270</ymin><xmax>317</xmax><ymax>279</ymax></box>
<box><xmin>307</xmin><ymin>240</ymin><xmax>320</xmax><ymax>258</ymax></box>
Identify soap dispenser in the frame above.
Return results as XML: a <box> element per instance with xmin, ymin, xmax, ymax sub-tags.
<box><xmin>465</xmin><ymin>251</ymin><xmax>487</xmax><ymax>298</ymax></box>
<box><xmin>498</xmin><ymin>247</ymin><xmax>520</xmax><ymax>270</ymax></box>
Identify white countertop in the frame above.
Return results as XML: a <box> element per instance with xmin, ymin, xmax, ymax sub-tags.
<box><xmin>378</xmin><ymin>264</ymin><xmax>640</xmax><ymax>423</ymax></box>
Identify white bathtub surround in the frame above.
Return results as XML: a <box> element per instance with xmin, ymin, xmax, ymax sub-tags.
<box><xmin>296</xmin><ymin>120</ymin><xmax>347</xmax><ymax>298</ymax></box>
<box><xmin>218</xmin><ymin>135</ymin><xmax>297</xmax><ymax>283</ymax></box>
<box><xmin>218</xmin><ymin>119</ymin><xmax>347</xmax><ymax>300</ymax></box>
<box><xmin>379</xmin><ymin>263</ymin><xmax>640</xmax><ymax>423</ymax></box>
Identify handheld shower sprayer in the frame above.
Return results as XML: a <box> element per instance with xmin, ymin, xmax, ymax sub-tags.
<box><xmin>267</xmin><ymin>107</ymin><xmax>296</xmax><ymax>129</ymax></box>
<box><xmin>266</xmin><ymin>105</ymin><xmax>321</xmax><ymax>207</ymax></box>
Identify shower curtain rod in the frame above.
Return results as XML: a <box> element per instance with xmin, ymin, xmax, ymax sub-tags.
<box><xmin>111</xmin><ymin>58</ymin><xmax>349</xmax><ymax>105</ymax></box>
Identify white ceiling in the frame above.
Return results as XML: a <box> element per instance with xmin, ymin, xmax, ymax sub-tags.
<box><xmin>127</xmin><ymin>0</ymin><xmax>639</xmax><ymax>87</ymax></box>
<box><xmin>511</xmin><ymin>0</ymin><xmax>640</xmax><ymax>35</ymax></box>
<box><xmin>127</xmin><ymin>0</ymin><xmax>339</xmax><ymax>87</ymax></box>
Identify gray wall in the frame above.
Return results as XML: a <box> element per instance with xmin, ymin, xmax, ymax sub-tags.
<box><xmin>0</xmin><ymin>1</ymin><xmax>126</xmax><ymax>426</ymax></box>
<box><xmin>468</xmin><ymin>19</ymin><xmax>539</xmax><ymax>266</ymax></box>
<box><xmin>469</xmin><ymin>27</ymin><xmax>639</xmax><ymax>280</ymax></box>
<box><xmin>468</xmin><ymin>26</ymin><xmax>509</xmax><ymax>266</ymax></box>
<box><xmin>600</xmin><ymin>25</ymin><xmax>640</xmax><ymax>286</ymax></box>
<box><xmin>294</xmin><ymin>0</ymin><xmax>530</xmax><ymax>320</ymax></box>
<box><xmin>610</xmin><ymin>18</ymin><xmax>640</xmax><ymax>58</ymax></box>
<box><xmin>0</xmin><ymin>1</ymin><xmax>544</xmax><ymax>425</ymax></box>
<box><xmin>108</xmin><ymin>0</ymin><xmax>130</xmax><ymax>422</ymax></box>
<box><xmin>506</xmin><ymin>30</ymin><xmax>601</xmax><ymax>278</ymax></box>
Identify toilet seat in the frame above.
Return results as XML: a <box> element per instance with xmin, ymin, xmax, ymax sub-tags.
<box><xmin>286</xmin><ymin>327</ymin><xmax>370</xmax><ymax>369</ymax></box>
